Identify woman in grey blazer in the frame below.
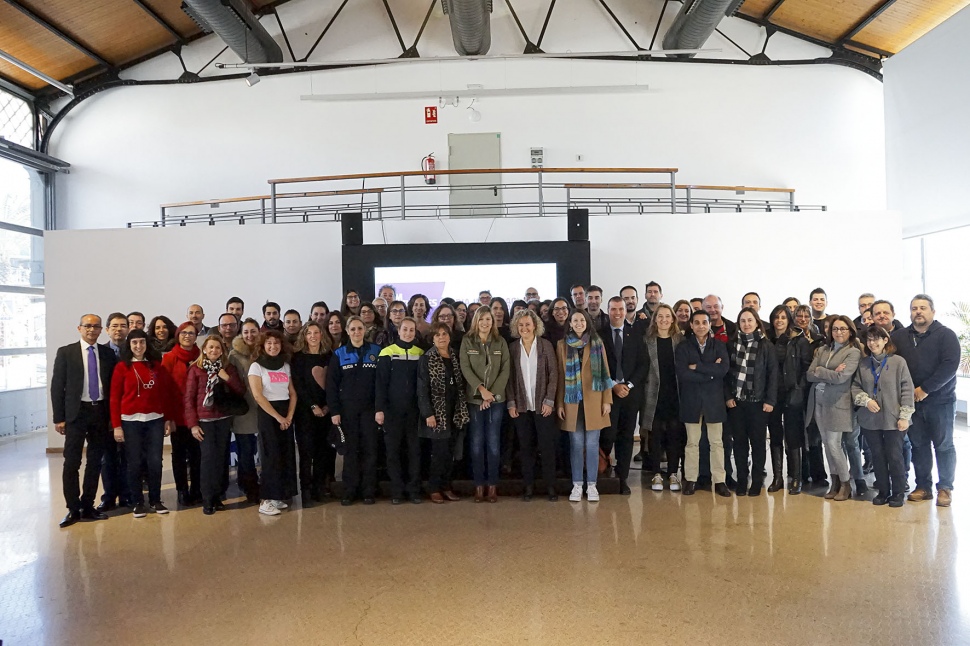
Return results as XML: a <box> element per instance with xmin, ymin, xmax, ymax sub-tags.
<box><xmin>806</xmin><ymin>315</ymin><xmax>862</xmax><ymax>501</ymax></box>
<box><xmin>640</xmin><ymin>304</ymin><xmax>685</xmax><ymax>491</ymax></box>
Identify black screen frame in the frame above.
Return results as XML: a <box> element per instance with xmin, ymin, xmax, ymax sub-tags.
<box><xmin>342</xmin><ymin>241</ymin><xmax>591</xmax><ymax>302</ymax></box>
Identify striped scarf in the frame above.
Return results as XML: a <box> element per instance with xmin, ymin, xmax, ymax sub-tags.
<box><xmin>731</xmin><ymin>331</ymin><xmax>761</xmax><ymax>400</ymax></box>
<box><xmin>563</xmin><ymin>333</ymin><xmax>612</xmax><ymax>404</ymax></box>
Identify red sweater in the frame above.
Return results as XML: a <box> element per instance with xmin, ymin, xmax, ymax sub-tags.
<box><xmin>161</xmin><ymin>344</ymin><xmax>200</xmax><ymax>426</ymax></box>
<box><xmin>110</xmin><ymin>361</ymin><xmax>179</xmax><ymax>429</ymax></box>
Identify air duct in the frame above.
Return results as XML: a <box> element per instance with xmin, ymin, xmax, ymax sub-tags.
<box><xmin>182</xmin><ymin>0</ymin><xmax>283</xmax><ymax>64</ymax></box>
<box><xmin>441</xmin><ymin>0</ymin><xmax>493</xmax><ymax>56</ymax></box>
<box><xmin>661</xmin><ymin>0</ymin><xmax>744</xmax><ymax>58</ymax></box>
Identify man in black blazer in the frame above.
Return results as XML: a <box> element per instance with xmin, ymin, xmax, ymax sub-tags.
<box><xmin>51</xmin><ymin>314</ymin><xmax>118</xmax><ymax>528</ymax></box>
<box><xmin>600</xmin><ymin>297</ymin><xmax>649</xmax><ymax>494</ymax></box>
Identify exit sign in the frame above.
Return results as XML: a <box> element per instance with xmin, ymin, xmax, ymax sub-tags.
<box><xmin>424</xmin><ymin>106</ymin><xmax>438</xmax><ymax>124</ymax></box>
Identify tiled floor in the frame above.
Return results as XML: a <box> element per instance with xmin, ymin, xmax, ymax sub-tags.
<box><xmin>2</xmin><ymin>429</ymin><xmax>969</xmax><ymax>646</ymax></box>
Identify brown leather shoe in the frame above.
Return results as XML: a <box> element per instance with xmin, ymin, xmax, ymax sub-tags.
<box><xmin>937</xmin><ymin>489</ymin><xmax>952</xmax><ymax>507</ymax></box>
<box><xmin>824</xmin><ymin>476</ymin><xmax>841</xmax><ymax>500</ymax></box>
<box><xmin>443</xmin><ymin>490</ymin><xmax>460</xmax><ymax>502</ymax></box>
<box><xmin>430</xmin><ymin>492</ymin><xmax>445</xmax><ymax>504</ymax></box>
<box><xmin>474</xmin><ymin>486</ymin><xmax>485</xmax><ymax>503</ymax></box>
<box><xmin>487</xmin><ymin>485</ymin><xmax>498</xmax><ymax>503</ymax></box>
<box><xmin>908</xmin><ymin>488</ymin><xmax>933</xmax><ymax>502</ymax></box>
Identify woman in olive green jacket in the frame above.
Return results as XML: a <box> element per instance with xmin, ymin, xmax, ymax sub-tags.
<box><xmin>460</xmin><ymin>307</ymin><xmax>511</xmax><ymax>502</ymax></box>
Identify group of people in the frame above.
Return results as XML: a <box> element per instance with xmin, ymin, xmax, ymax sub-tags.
<box><xmin>51</xmin><ymin>282</ymin><xmax>959</xmax><ymax>527</ymax></box>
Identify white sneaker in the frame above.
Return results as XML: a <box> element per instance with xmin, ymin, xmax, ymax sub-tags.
<box><xmin>271</xmin><ymin>500</ymin><xmax>288</xmax><ymax>509</ymax></box>
<box><xmin>651</xmin><ymin>474</ymin><xmax>665</xmax><ymax>491</ymax></box>
<box><xmin>669</xmin><ymin>474</ymin><xmax>681</xmax><ymax>491</ymax></box>
<box><xmin>259</xmin><ymin>500</ymin><xmax>281</xmax><ymax>516</ymax></box>
<box><xmin>569</xmin><ymin>483</ymin><xmax>583</xmax><ymax>502</ymax></box>
<box><xmin>587</xmin><ymin>483</ymin><xmax>600</xmax><ymax>502</ymax></box>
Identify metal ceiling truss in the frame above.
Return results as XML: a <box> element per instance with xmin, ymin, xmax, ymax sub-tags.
<box><xmin>837</xmin><ymin>0</ymin><xmax>899</xmax><ymax>46</ymax></box>
<box><xmin>130</xmin><ymin>0</ymin><xmax>187</xmax><ymax>45</ymax></box>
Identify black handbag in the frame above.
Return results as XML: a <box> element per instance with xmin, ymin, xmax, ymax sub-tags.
<box><xmin>212</xmin><ymin>380</ymin><xmax>249</xmax><ymax>417</ymax></box>
<box><xmin>328</xmin><ymin>424</ymin><xmax>348</xmax><ymax>455</ymax></box>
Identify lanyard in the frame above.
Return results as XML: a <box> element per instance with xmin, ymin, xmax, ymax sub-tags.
<box><xmin>870</xmin><ymin>356</ymin><xmax>888</xmax><ymax>396</ymax></box>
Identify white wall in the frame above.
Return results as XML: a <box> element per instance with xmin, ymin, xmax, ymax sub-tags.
<box><xmin>884</xmin><ymin>5</ymin><xmax>970</xmax><ymax>237</ymax></box>
<box><xmin>45</xmin><ymin>209</ymin><xmax>902</xmax><ymax>448</ymax></box>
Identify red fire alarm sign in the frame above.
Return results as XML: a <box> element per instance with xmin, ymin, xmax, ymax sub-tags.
<box><xmin>425</xmin><ymin>106</ymin><xmax>438</xmax><ymax>124</ymax></box>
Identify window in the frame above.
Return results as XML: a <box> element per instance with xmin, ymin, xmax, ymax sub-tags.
<box><xmin>0</xmin><ymin>89</ymin><xmax>33</xmax><ymax>149</ymax></box>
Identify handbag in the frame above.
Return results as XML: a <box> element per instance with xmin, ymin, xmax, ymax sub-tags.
<box><xmin>211</xmin><ymin>380</ymin><xmax>249</xmax><ymax>417</ymax></box>
<box><xmin>328</xmin><ymin>423</ymin><xmax>348</xmax><ymax>455</ymax></box>
<box><xmin>598</xmin><ymin>448</ymin><xmax>610</xmax><ymax>475</ymax></box>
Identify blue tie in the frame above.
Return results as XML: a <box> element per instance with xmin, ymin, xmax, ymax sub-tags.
<box><xmin>87</xmin><ymin>346</ymin><xmax>100</xmax><ymax>401</ymax></box>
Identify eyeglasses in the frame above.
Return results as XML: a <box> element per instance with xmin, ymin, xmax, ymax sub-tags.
<box><xmin>179</xmin><ymin>330</ymin><xmax>197</xmax><ymax>337</ymax></box>
<box><xmin>390</xmin><ymin>308</ymin><xmax>406</xmax><ymax>314</ymax></box>
<box><xmin>553</xmin><ymin>306</ymin><xmax>569</xmax><ymax>312</ymax></box>
<box><xmin>80</xmin><ymin>324</ymin><xmax>102</xmax><ymax>330</ymax></box>
<box><xmin>831</xmin><ymin>327</ymin><xmax>850</xmax><ymax>333</ymax></box>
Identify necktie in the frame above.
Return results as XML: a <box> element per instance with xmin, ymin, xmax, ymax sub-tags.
<box><xmin>613</xmin><ymin>328</ymin><xmax>624</xmax><ymax>382</ymax></box>
<box><xmin>87</xmin><ymin>345</ymin><xmax>100</xmax><ymax>401</ymax></box>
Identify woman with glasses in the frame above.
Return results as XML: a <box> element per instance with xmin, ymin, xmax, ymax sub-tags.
<box><xmin>340</xmin><ymin>289</ymin><xmax>361</xmax><ymax>317</ymax></box>
<box><xmin>556</xmin><ymin>310</ymin><xmax>613</xmax><ymax>502</ymax></box>
<box><xmin>161</xmin><ymin>322</ymin><xmax>202</xmax><ymax>506</ymax></box>
<box><xmin>148</xmin><ymin>315</ymin><xmax>177</xmax><ymax>354</ymax></box>
<box><xmin>851</xmin><ymin>325</ymin><xmax>914</xmax><ymax>507</ymax></box>
<box><xmin>430</xmin><ymin>303</ymin><xmax>463</xmax><ymax>353</ymax></box>
<box><xmin>385</xmin><ymin>300</ymin><xmax>408</xmax><ymax>346</ymax></box>
<box><xmin>185</xmin><ymin>335</ymin><xmax>246</xmax><ymax>515</ymax></box>
<box><xmin>543</xmin><ymin>298</ymin><xmax>571</xmax><ymax>345</ymax></box>
<box><xmin>806</xmin><ymin>315</ymin><xmax>862</xmax><ymax>501</ymax></box>
<box><xmin>460</xmin><ymin>306</ymin><xmax>511</xmax><ymax>503</ymax></box>
<box><xmin>110</xmin><ymin>329</ymin><xmax>178</xmax><ymax>517</ymax></box>
<box><xmin>228</xmin><ymin>318</ymin><xmax>261</xmax><ymax>503</ymax></box>
<box><xmin>455</xmin><ymin>302</ymin><xmax>468</xmax><ymax>330</ymax></box>
<box><xmin>359</xmin><ymin>302</ymin><xmax>385</xmax><ymax>346</ymax></box>
<box><xmin>372</xmin><ymin>298</ymin><xmax>388</xmax><ymax>320</ymax></box>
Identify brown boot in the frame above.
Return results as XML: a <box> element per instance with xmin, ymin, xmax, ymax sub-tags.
<box><xmin>824</xmin><ymin>476</ymin><xmax>841</xmax><ymax>500</ymax></box>
<box><xmin>474</xmin><ymin>486</ymin><xmax>485</xmax><ymax>503</ymax></box>
<box><xmin>834</xmin><ymin>480</ymin><xmax>852</xmax><ymax>501</ymax></box>
<box><xmin>430</xmin><ymin>492</ymin><xmax>445</xmax><ymax>504</ymax></box>
<box><xmin>487</xmin><ymin>485</ymin><xmax>498</xmax><ymax>503</ymax></box>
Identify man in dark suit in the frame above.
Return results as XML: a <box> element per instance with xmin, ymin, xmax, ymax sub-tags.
<box><xmin>51</xmin><ymin>314</ymin><xmax>118</xmax><ymax>527</ymax></box>
<box><xmin>600</xmin><ymin>297</ymin><xmax>649</xmax><ymax>494</ymax></box>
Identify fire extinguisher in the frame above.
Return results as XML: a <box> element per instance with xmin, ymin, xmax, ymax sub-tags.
<box><xmin>422</xmin><ymin>153</ymin><xmax>436</xmax><ymax>185</ymax></box>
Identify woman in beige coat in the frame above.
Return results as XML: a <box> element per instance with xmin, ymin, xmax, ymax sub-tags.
<box><xmin>556</xmin><ymin>310</ymin><xmax>613</xmax><ymax>502</ymax></box>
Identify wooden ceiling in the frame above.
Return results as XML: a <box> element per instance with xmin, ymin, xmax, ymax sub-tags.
<box><xmin>0</xmin><ymin>0</ymin><xmax>968</xmax><ymax>97</ymax></box>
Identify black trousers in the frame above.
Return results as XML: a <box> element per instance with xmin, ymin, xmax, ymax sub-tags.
<box><xmin>514</xmin><ymin>410</ymin><xmax>560</xmax><ymax>489</ymax></box>
<box><xmin>602</xmin><ymin>393</ymin><xmax>640</xmax><ymax>482</ymax></box>
<box><xmin>258</xmin><ymin>400</ymin><xmax>296</xmax><ymax>502</ymax></box>
<box><xmin>170</xmin><ymin>425</ymin><xmax>201</xmax><ymax>496</ymax></box>
<box><xmin>122</xmin><ymin>418</ymin><xmax>165</xmax><ymax>505</ymax></box>
<box><xmin>62</xmin><ymin>402</ymin><xmax>108</xmax><ymax>512</ymax></box>
<box><xmin>101</xmin><ymin>429</ymin><xmax>130</xmax><ymax>505</ymax></box>
<box><xmin>341</xmin><ymin>407</ymin><xmax>381</xmax><ymax>499</ymax></box>
<box><xmin>863</xmin><ymin>428</ymin><xmax>907</xmax><ymax>497</ymax></box>
<box><xmin>649</xmin><ymin>416</ymin><xmax>686</xmax><ymax>477</ymax></box>
<box><xmin>767</xmin><ymin>402</ymin><xmax>805</xmax><ymax>478</ymax></box>
<box><xmin>729</xmin><ymin>400</ymin><xmax>768</xmax><ymax>489</ymax></box>
<box><xmin>384</xmin><ymin>407</ymin><xmax>421</xmax><ymax>498</ymax></box>
<box><xmin>295</xmin><ymin>409</ymin><xmax>332</xmax><ymax>495</ymax></box>
<box><xmin>199</xmin><ymin>417</ymin><xmax>233</xmax><ymax>505</ymax></box>
<box><xmin>428</xmin><ymin>436</ymin><xmax>455</xmax><ymax>493</ymax></box>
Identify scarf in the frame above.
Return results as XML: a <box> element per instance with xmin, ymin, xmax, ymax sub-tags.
<box><xmin>563</xmin><ymin>333</ymin><xmax>612</xmax><ymax>404</ymax></box>
<box><xmin>171</xmin><ymin>343</ymin><xmax>200</xmax><ymax>365</ymax></box>
<box><xmin>201</xmin><ymin>358</ymin><xmax>222</xmax><ymax>409</ymax></box>
<box><xmin>152</xmin><ymin>337</ymin><xmax>176</xmax><ymax>354</ymax></box>
<box><xmin>426</xmin><ymin>347</ymin><xmax>469</xmax><ymax>434</ymax></box>
<box><xmin>256</xmin><ymin>353</ymin><xmax>285</xmax><ymax>370</ymax></box>
<box><xmin>732</xmin><ymin>331</ymin><xmax>761</xmax><ymax>400</ymax></box>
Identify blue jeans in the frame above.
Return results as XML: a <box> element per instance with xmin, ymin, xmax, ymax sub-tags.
<box><xmin>843</xmin><ymin>425</ymin><xmax>864</xmax><ymax>480</ymax></box>
<box><xmin>569</xmin><ymin>408</ymin><xmax>601</xmax><ymax>485</ymax></box>
<box><xmin>909</xmin><ymin>401</ymin><xmax>956</xmax><ymax>491</ymax></box>
<box><xmin>121</xmin><ymin>418</ymin><xmax>165</xmax><ymax>505</ymax></box>
<box><xmin>468</xmin><ymin>401</ymin><xmax>506</xmax><ymax>486</ymax></box>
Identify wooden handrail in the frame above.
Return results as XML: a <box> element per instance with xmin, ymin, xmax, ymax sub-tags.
<box><xmin>268</xmin><ymin>167</ymin><xmax>679</xmax><ymax>185</ymax></box>
<box><xmin>161</xmin><ymin>187</ymin><xmax>385</xmax><ymax>210</ymax></box>
<box><xmin>565</xmin><ymin>182</ymin><xmax>794</xmax><ymax>193</ymax></box>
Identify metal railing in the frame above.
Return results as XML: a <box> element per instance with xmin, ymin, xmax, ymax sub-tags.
<box><xmin>130</xmin><ymin>168</ymin><xmax>825</xmax><ymax>227</ymax></box>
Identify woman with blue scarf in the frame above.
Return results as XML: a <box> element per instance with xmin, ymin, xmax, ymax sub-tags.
<box><xmin>555</xmin><ymin>310</ymin><xmax>613</xmax><ymax>502</ymax></box>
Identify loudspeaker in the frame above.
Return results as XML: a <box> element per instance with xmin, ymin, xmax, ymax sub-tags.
<box><xmin>341</xmin><ymin>212</ymin><xmax>363</xmax><ymax>246</ymax></box>
<box><xmin>567</xmin><ymin>208</ymin><xmax>589</xmax><ymax>242</ymax></box>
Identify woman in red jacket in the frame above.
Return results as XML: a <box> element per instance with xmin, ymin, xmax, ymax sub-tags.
<box><xmin>185</xmin><ymin>335</ymin><xmax>245</xmax><ymax>516</ymax></box>
<box><xmin>161</xmin><ymin>321</ymin><xmax>202</xmax><ymax>506</ymax></box>
<box><xmin>110</xmin><ymin>329</ymin><xmax>178</xmax><ymax>518</ymax></box>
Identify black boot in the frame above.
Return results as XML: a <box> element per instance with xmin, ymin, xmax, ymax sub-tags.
<box><xmin>787</xmin><ymin>448</ymin><xmax>802</xmax><ymax>495</ymax></box>
<box><xmin>767</xmin><ymin>446</ymin><xmax>785</xmax><ymax>492</ymax></box>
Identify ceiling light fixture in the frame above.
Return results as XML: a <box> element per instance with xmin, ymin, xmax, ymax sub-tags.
<box><xmin>466</xmin><ymin>99</ymin><xmax>481</xmax><ymax>122</ymax></box>
<box><xmin>245</xmin><ymin>72</ymin><xmax>261</xmax><ymax>87</ymax></box>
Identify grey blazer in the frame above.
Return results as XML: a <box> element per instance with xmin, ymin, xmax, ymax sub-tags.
<box><xmin>805</xmin><ymin>343</ymin><xmax>862</xmax><ymax>433</ymax></box>
<box><xmin>640</xmin><ymin>334</ymin><xmax>682</xmax><ymax>430</ymax></box>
